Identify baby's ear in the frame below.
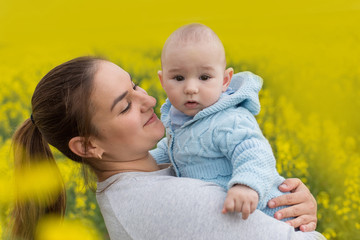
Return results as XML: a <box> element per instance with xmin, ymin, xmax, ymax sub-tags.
<box><xmin>223</xmin><ymin>67</ymin><xmax>233</xmax><ymax>92</ymax></box>
<box><xmin>158</xmin><ymin>70</ymin><xmax>164</xmax><ymax>86</ymax></box>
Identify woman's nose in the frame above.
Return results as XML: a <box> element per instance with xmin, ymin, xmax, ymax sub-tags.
<box><xmin>184</xmin><ymin>80</ymin><xmax>199</xmax><ymax>95</ymax></box>
<box><xmin>138</xmin><ymin>91</ymin><xmax>156</xmax><ymax>112</ymax></box>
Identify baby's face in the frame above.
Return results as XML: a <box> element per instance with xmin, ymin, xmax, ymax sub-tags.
<box><xmin>159</xmin><ymin>41</ymin><xmax>229</xmax><ymax>116</ymax></box>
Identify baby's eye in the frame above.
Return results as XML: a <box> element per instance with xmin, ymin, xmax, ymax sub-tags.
<box><xmin>173</xmin><ymin>75</ymin><xmax>185</xmax><ymax>81</ymax></box>
<box><xmin>200</xmin><ymin>75</ymin><xmax>210</xmax><ymax>80</ymax></box>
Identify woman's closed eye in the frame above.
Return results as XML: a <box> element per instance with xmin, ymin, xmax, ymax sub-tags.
<box><xmin>120</xmin><ymin>82</ymin><xmax>141</xmax><ymax>114</ymax></box>
<box><xmin>118</xmin><ymin>83</ymin><xmax>137</xmax><ymax>114</ymax></box>
<box><xmin>132</xmin><ymin>82</ymin><xmax>138</xmax><ymax>90</ymax></box>
<box><xmin>120</xmin><ymin>102</ymin><xmax>131</xmax><ymax>114</ymax></box>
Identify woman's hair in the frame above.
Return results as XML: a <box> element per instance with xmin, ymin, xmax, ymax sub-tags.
<box><xmin>11</xmin><ymin>56</ymin><xmax>101</xmax><ymax>239</ymax></box>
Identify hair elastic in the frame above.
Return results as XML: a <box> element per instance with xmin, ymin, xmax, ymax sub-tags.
<box><xmin>30</xmin><ymin>114</ymin><xmax>35</xmax><ymax>124</ymax></box>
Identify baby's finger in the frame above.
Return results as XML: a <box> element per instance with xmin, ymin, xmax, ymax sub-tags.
<box><xmin>234</xmin><ymin>199</ymin><xmax>243</xmax><ymax>213</ymax></box>
<box><xmin>241</xmin><ymin>203</ymin><xmax>251</xmax><ymax>220</ymax></box>
<box><xmin>222</xmin><ymin>198</ymin><xmax>235</xmax><ymax>213</ymax></box>
<box><xmin>250</xmin><ymin>202</ymin><xmax>257</xmax><ymax>214</ymax></box>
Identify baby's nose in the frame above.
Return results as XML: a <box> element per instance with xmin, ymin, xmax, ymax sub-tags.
<box><xmin>184</xmin><ymin>81</ymin><xmax>199</xmax><ymax>94</ymax></box>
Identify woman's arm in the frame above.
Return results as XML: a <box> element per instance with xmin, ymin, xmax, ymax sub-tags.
<box><xmin>98</xmin><ymin>170</ymin><xmax>325</xmax><ymax>240</ymax></box>
<box><xmin>267</xmin><ymin>178</ymin><xmax>317</xmax><ymax>232</ymax></box>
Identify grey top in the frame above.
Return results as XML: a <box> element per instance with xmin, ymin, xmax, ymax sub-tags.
<box><xmin>96</xmin><ymin>165</ymin><xmax>326</xmax><ymax>240</ymax></box>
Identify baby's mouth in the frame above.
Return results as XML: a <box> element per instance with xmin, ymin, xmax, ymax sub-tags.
<box><xmin>185</xmin><ymin>101</ymin><xmax>199</xmax><ymax>109</ymax></box>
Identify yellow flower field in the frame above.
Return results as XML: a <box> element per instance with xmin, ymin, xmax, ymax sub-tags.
<box><xmin>1</xmin><ymin>0</ymin><xmax>359</xmax><ymax>239</ymax></box>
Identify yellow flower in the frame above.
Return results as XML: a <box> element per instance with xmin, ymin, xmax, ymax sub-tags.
<box><xmin>356</xmin><ymin>223</ymin><xmax>360</xmax><ymax>229</ymax></box>
<box><xmin>36</xmin><ymin>216</ymin><xmax>101</xmax><ymax>240</ymax></box>
<box><xmin>75</xmin><ymin>195</ymin><xmax>86</xmax><ymax>209</ymax></box>
<box><xmin>14</xmin><ymin>161</ymin><xmax>63</xmax><ymax>204</ymax></box>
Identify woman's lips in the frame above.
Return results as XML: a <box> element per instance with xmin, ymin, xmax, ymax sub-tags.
<box><xmin>144</xmin><ymin>113</ymin><xmax>157</xmax><ymax>126</ymax></box>
<box><xmin>185</xmin><ymin>101</ymin><xmax>199</xmax><ymax>109</ymax></box>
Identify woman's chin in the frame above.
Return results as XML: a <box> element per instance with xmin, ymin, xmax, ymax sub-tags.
<box><xmin>156</xmin><ymin>127</ymin><xmax>165</xmax><ymax>141</ymax></box>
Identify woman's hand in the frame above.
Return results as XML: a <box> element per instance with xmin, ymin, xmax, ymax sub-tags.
<box><xmin>267</xmin><ymin>178</ymin><xmax>317</xmax><ymax>232</ymax></box>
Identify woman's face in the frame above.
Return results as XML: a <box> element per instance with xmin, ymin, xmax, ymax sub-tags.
<box><xmin>90</xmin><ymin>61</ymin><xmax>165</xmax><ymax>161</ymax></box>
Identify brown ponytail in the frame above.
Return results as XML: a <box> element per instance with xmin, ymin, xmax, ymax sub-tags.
<box><xmin>10</xmin><ymin>56</ymin><xmax>101</xmax><ymax>240</ymax></box>
<box><xmin>11</xmin><ymin>119</ymin><xmax>66</xmax><ymax>239</ymax></box>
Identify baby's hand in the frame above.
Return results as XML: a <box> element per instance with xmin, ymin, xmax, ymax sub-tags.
<box><xmin>222</xmin><ymin>184</ymin><xmax>259</xmax><ymax>219</ymax></box>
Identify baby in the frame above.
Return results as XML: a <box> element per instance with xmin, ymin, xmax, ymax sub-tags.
<box><xmin>151</xmin><ymin>23</ymin><xmax>291</xmax><ymax>220</ymax></box>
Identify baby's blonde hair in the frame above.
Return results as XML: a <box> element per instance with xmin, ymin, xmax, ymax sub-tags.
<box><xmin>161</xmin><ymin>23</ymin><xmax>226</xmax><ymax>67</ymax></box>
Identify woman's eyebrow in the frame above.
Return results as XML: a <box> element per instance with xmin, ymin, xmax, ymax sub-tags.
<box><xmin>111</xmin><ymin>91</ymin><xmax>128</xmax><ymax>111</ymax></box>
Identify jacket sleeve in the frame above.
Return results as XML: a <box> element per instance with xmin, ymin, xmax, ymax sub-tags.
<box><xmin>213</xmin><ymin>109</ymin><xmax>280</xmax><ymax>209</ymax></box>
<box><xmin>150</xmin><ymin>137</ymin><xmax>171</xmax><ymax>164</ymax></box>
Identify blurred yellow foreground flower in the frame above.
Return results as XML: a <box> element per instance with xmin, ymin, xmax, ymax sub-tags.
<box><xmin>14</xmin><ymin>161</ymin><xmax>63</xmax><ymax>204</ymax></box>
<box><xmin>36</xmin><ymin>215</ymin><xmax>100</xmax><ymax>240</ymax></box>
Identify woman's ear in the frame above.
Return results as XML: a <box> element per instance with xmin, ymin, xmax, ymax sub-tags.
<box><xmin>222</xmin><ymin>67</ymin><xmax>233</xmax><ymax>92</ymax></box>
<box><xmin>68</xmin><ymin>136</ymin><xmax>103</xmax><ymax>159</ymax></box>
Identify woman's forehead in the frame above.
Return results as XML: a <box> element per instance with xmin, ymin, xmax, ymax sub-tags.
<box><xmin>92</xmin><ymin>61</ymin><xmax>131</xmax><ymax>103</ymax></box>
<box><xmin>95</xmin><ymin>61</ymin><xmax>129</xmax><ymax>80</ymax></box>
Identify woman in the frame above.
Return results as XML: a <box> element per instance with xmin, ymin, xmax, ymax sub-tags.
<box><xmin>12</xmin><ymin>57</ymin><xmax>324</xmax><ymax>240</ymax></box>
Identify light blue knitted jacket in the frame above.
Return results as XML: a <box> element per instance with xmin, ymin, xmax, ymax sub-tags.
<box><xmin>150</xmin><ymin>72</ymin><xmax>288</xmax><ymax>218</ymax></box>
